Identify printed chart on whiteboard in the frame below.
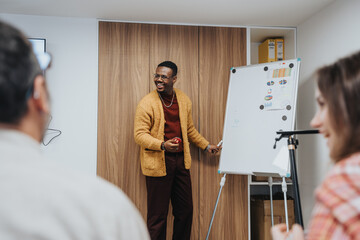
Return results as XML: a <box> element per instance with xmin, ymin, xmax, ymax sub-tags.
<box><xmin>263</xmin><ymin>65</ymin><xmax>294</xmax><ymax>111</ymax></box>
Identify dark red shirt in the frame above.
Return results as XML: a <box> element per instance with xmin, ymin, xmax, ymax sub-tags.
<box><xmin>160</xmin><ymin>92</ymin><xmax>183</xmax><ymax>152</ymax></box>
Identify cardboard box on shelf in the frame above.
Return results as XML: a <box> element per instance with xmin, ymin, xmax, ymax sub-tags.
<box><xmin>251</xmin><ymin>199</ymin><xmax>295</xmax><ymax>240</ymax></box>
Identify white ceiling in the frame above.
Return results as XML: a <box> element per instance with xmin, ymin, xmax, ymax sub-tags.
<box><xmin>1</xmin><ymin>0</ymin><xmax>335</xmax><ymax>27</ymax></box>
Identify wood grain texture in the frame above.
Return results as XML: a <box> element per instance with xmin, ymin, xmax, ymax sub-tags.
<box><xmin>97</xmin><ymin>22</ymin><xmax>149</xmax><ymax>218</ymax></box>
<box><xmin>199</xmin><ymin>26</ymin><xmax>248</xmax><ymax>240</ymax></box>
<box><xmin>149</xmin><ymin>24</ymin><xmax>200</xmax><ymax>240</ymax></box>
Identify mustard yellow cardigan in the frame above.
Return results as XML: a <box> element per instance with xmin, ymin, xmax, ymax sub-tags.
<box><xmin>134</xmin><ymin>89</ymin><xmax>209</xmax><ymax>177</ymax></box>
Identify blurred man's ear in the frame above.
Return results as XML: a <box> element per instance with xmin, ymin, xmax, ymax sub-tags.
<box><xmin>32</xmin><ymin>75</ymin><xmax>49</xmax><ymax>115</ymax></box>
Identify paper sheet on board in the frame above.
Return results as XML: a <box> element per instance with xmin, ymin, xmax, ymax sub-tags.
<box><xmin>272</xmin><ymin>146</ymin><xmax>290</xmax><ymax>177</ymax></box>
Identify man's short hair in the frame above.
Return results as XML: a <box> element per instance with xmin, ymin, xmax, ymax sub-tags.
<box><xmin>0</xmin><ymin>21</ymin><xmax>41</xmax><ymax>124</ymax></box>
<box><xmin>158</xmin><ymin>61</ymin><xmax>178</xmax><ymax>76</ymax></box>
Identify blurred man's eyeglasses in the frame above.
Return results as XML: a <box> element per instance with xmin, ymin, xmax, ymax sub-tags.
<box><xmin>37</xmin><ymin>52</ymin><xmax>51</xmax><ymax>71</ymax></box>
<box><xmin>154</xmin><ymin>74</ymin><xmax>172</xmax><ymax>80</ymax></box>
<box><xmin>25</xmin><ymin>52</ymin><xmax>51</xmax><ymax>100</ymax></box>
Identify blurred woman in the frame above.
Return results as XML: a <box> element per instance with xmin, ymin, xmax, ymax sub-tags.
<box><xmin>272</xmin><ymin>51</ymin><xmax>360</xmax><ymax>239</ymax></box>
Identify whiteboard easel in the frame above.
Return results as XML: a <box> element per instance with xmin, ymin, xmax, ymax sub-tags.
<box><xmin>219</xmin><ymin>59</ymin><xmax>300</xmax><ymax>176</ymax></box>
<box><xmin>206</xmin><ymin>59</ymin><xmax>301</xmax><ymax>239</ymax></box>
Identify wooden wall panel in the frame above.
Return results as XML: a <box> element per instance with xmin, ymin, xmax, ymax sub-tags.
<box><xmin>149</xmin><ymin>24</ymin><xmax>200</xmax><ymax>240</ymax></box>
<box><xmin>199</xmin><ymin>26</ymin><xmax>248</xmax><ymax>239</ymax></box>
<box><xmin>98</xmin><ymin>22</ymin><xmax>248</xmax><ymax>239</ymax></box>
<box><xmin>97</xmin><ymin>22</ymin><xmax>150</xmax><ymax>217</ymax></box>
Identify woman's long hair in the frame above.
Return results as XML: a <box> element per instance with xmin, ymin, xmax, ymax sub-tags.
<box><xmin>316</xmin><ymin>51</ymin><xmax>360</xmax><ymax>162</ymax></box>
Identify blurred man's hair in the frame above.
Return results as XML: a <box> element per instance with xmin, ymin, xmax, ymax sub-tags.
<box><xmin>0</xmin><ymin>21</ymin><xmax>41</xmax><ymax>124</ymax></box>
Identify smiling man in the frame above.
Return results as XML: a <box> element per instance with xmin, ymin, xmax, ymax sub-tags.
<box><xmin>134</xmin><ymin>61</ymin><xmax>220</xmax><ymax>240</ymax></box>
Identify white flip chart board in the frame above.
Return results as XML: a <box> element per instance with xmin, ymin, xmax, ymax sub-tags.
<box><xmin>218</xmin><ymin>59</ymin><xmax>300</xmax><ymax>177</ymax></box>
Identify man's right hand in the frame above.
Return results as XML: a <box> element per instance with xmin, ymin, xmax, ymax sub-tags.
<box><xmin>164</xmin><ymin>139</ymin><xmax>180</xmax><ymax>152</ymax></box>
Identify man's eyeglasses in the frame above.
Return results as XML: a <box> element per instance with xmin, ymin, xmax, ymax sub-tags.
<box><xmin>25</xmin><ymin>52</ymin><xmax>52</xmax><ymax>100</ymax></box>
<box><xmin>37</xmin><ymin>52</ymin><xmax>51</xmax><ymax>71</ymax></box>
<box><xmin>153</xmin><ymin>74</ymin><xmax>172</xmax><ymax>80</ymax></box>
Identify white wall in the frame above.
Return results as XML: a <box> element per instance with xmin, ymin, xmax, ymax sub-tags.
<box><xmin>297</xmin><ymin>0</ymin><xmax>360</xmax><ymax>227</ymax></box>
<box><xmin>0</xmin><ymin>14</ymin><xmax>99</xmax><ymax>175</ymax></box>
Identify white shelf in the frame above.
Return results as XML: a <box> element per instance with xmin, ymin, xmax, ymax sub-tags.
<box><xmin>248</xmin><ymin>27</ymin><xmax>296</xmax><ymax>65</ymax></box>
<box><xmin>250</xmin><ymin>181</ymin><xmax>293</xmax><ymax>186</ymax></box>
<box><xmin>247</xmin><ymin>26</ymin><xmax>296</xmax><ymax>240</ymax></box>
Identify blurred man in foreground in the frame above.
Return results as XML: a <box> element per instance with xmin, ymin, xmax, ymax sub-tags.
<box><xmin>0</xmin><ymin>20</ymin><xmax>149</xmax><ymax>240</ymax></box>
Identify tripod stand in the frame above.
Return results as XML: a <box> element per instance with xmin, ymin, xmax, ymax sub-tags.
<box><xmin>273</xmin><ymin>129</ymin><xmax>319</xmax><ymax>227</ymax></box>
<box><xmin>206</xmin><ymin>129</ymin><xmax>318</xmax><ymax>239</ymax></box>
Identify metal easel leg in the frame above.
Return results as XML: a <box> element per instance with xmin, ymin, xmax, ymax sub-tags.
<box><xmin>268</xmin><ymin>177</ymin><xmax>274</xmax><ymax>227</ymax></box>
<box><xmin>206</xmin><ymin>174</ymin><xmax>227</xmax><ymax>240</ymax></box>
<box><xmin>281</xmin><ymin>177</ymin><xmax>289</xmax><ymax>232</ymax></box>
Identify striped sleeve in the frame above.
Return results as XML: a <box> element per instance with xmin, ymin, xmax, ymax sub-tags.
<box><xmin>306</xmin><ymin>154</ymin><xmax>360</xmax><ymax>239</ymax></box>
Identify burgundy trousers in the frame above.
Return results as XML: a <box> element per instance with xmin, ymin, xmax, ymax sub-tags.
<box><xmin>146</xmin><ymin>152</ymin><xmax>193</xmax><ymax>240</ymax></box>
